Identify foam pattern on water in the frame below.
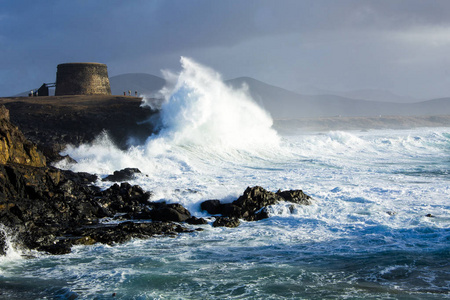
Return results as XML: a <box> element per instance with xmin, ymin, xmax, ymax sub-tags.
<box><xmin>21</xmin><ymin>58</ymin><xmax>450</xmax><ymax>298</ymax></box>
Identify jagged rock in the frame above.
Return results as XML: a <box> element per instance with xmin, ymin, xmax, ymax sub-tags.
<box><xmin>0</xmin><ymin>228</ymin><xmax>6</xmax><ymax>256</ymax></box>
<box><xmin>200</xmin><ymin>200</ymin><xmax>222</xmax><ymax>215</ymax></box>
<box><xmin>276</xmin><ymin>189</ymin><xmax>312</xmax><ymax>205</ymax></box>
<box><xmin>0</xmin><ymin>105</ymin><xmax>46</xmax><ymax>167</ymax></box>
<box><xmin>149</xmin><ymin>203</ymin><xmax>192</xmax><ymax>222</ymax></box>
<box><xmin>213</xmin><ymin>217</ymin><xmax>240</xmax><ymax>228</ymax></box>
<box><xmin>186</xmin><ymin>216</ymin><xmax>208</xmax><ymax>225</ymax></box>
<box><xmin>38</xmin><ymin>241</ymin><xmax>72</xmax><ymax>255</ymax></box>
<box><xmin>201</xmin><ymin>186</ymin><xmax>312</xmax><ymax>223</ymax></box>
<box><xmin>103</xmin><ymin>168</ymin><xmax>142</xmax><ymax>182</ymax></box>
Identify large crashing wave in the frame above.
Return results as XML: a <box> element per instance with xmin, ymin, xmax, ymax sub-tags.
<box><xmin>58</xmin><ymin>57</ymin><xmax>280</xmax><ymax>176</ymax></box>
<box><xmin>143</xmin><ymin>56</ymin><xmax>280</xmax><ymax>151</ymax></box>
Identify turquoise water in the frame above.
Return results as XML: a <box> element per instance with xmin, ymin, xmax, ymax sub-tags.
<box><xmin>1</xmin><ymin>127</ymin><xmax>450</xmax><ymax>299</ymax></box>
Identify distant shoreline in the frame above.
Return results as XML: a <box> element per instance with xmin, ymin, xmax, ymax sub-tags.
<box><xmin>274</xmin><ymin>115</ymin><xmax>450</xmax><ymax>133</ymax></box>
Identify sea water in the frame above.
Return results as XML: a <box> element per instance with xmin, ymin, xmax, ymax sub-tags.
<box><xmin>0</xmin><ymin>58</ymin><xmax>449</xmax><ymax>299</ymax></box>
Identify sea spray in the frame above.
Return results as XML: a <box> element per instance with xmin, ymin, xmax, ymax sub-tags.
<box><xmin>0</xmin><ymin>224</ymin><xmax>22</xmax><ymax>262</ymax></box>
<box><xmin>142</xmin><ymin>56</ymin><xmax>280</xmax><ymax>151</ymax></box>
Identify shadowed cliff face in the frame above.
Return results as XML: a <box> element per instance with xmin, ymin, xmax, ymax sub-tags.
<box><xmin>0</xmin><ymin>105</ymin><xmax>46</xmax><ymax>167</ymax></box>
<box><xmin>0</xmin><ymin>96</ymin><xmax>157</xmax><ymax>163</ymax></box>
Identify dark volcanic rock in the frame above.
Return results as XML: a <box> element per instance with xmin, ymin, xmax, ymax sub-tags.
<box><xmin>149</xmin><ymin>203</ymin><xmax>192</xmax><ymax>222</ymax></box>
<box><xmin>103</xmin><ymin>168</ymin><xmax>141</xmax><ymax>182</ymax></box>
<box><xmin>0</xmin><ymin>228</ymin><xmax>6</xmax><ymax>256</ymax></box>
<box><xmin>276</xmin><ymin>189</ymin><xmax>313</xmax><ymax>205</ymax></box>
<box><xmin>186</xmin><ymin>216</ymin><xmax>208</xmax><ymax>225</ymax></box>
<box><xmin>213</xmin><ymin>217</ymin><xmax>240</xmax><ymax>228</ymax></box>
<box><xmin>201</xmin><ymin>186</ymin><xmax>312</xmax><ymax>224</ymax></box>
<box><xmin>0</xmin><ymin>106</ymin><xmax>193</xmax><ymax>255</ymax></box>
<box><xmin>0</xmin><ymin>165</ymin><xmax>193</xmax><ymax>254</ymax></box>
<box><xmin>200</xmin><ymin>200</ymin><xmax>222</xmax><ymax>215</ymax></box>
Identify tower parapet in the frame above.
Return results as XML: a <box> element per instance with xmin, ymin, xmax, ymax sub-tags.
<box><xmin>55</xmin><ymin>62</ymin><xmax>111</xmax><ymax>96</ymax></box>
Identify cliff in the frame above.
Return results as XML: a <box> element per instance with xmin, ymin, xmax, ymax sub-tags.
<box><xmin>0</xmin><ymin>95</ymin><xmax>156</xmax><ymax>162</ymax></box>
<box><xmin>0</xmin><ymin>105</ymin><xmax>46</xmax><ymax>167</ymax></box>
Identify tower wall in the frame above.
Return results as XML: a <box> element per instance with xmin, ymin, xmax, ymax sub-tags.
<box><xmin>55</xmin><ymin>63</ymin><xmax>111</xmax><ymax>96</ymax></box>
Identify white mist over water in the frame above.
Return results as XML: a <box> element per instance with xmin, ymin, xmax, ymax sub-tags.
<box><xmin>143</xmin><ymin>57</ymin><xmax>280</xmax><ymax>151</ymax></box>
<box><xmin>0</xmin><ymin>225</ymin><xmax>22</xmax><ymax>265</ymax></box>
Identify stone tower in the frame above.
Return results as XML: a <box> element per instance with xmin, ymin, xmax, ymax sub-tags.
<box><xmin>55</xmin><ymin>62</ymin><xmax>112</xmax><ymax>96</ymax></box>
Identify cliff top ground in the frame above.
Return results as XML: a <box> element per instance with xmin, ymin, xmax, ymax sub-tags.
<box><xmin>0</xmin><ymin>95</ymin><xmax>156</xmax><ymax>161</ymax></box>
<box><xmin>0</xmin><ymin>95</ymin><xmax>142</xmax><ymax>108</ymax></box>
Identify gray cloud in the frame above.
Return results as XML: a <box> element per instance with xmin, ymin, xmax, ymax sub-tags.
<box><xmin>2</xmin><ymin>0</ymin><xmax>450</xmax><ymax>98</ymax></box>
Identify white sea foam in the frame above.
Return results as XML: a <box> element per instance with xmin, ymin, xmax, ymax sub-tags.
<box><xmin>0</xmin><ymin>224</ymin><xmax>23</xmax><ymax>269</ymax></box>
<box><xmin>142</xmin><ymin>57</ymin><xmax>280</xmax><ymax>152</ymax></box>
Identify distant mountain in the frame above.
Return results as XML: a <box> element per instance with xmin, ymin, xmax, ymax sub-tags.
<box><xmin>109</xmin><ymin>73</ymin><xmax>165</xmax><ymax>96</ymax></box>
<box><xmin>304</xmin><ymin>89</ymin><xmax>423</xmax><ymax>103</ymax></box>
<box><xmin>226</xmin><ymin>77</ymin><xmax>450</xmax><ymax>119</ymax></box>
<box><xmin>334</xmin><ymin>88</ymin><xmax>421</xmax><ymax>103</ymax></box>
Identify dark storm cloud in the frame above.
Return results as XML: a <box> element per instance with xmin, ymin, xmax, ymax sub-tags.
<box><xmin>2</xmin><ymin>0</ymin><xmax>450</xmax><ymax>98</ymax></box>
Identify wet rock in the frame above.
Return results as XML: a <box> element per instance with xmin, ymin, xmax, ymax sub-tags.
<box><xmin>103</xmin><ymin>168</ymin><xmax>141</xmax><ymax>182</ymax></box>
<box><xmin>0</xmin><ymin>229</ymin><xmax>6</xmax><ymax>256</ymax></box>
<box><xmin>186</xmin><ymin>216</ymin><xmax>208</xmax><ymax>225</ymax></box>
<box><xmin>425</xmin><ymin>213</ymin><xmax>435</xmax><ymax>218</ymax></box>
<box><xmin>38</xmin><ymin>241</ymin><xmax>72</xmax><ymax>255</ymax></box>
<box><xmin>213</xmin><ymin>217</ymin><xmax>240</xmax><ymax>228</ymax></box>
<box><xmin>200</xmin><ymin>200</ymin><xmax>222</xmax><ymax>215</ymax></box>
<box><xmin>276</xmin><ymin>189</ymin><xmax>312</xmax><ymax>205</ymax></box>
<box><xmin>149</xmin><ymin>203</ymin><xmax>192</xmax><ymax>222</ymax></box>
<box><xmin>200</xmin><ymin>186</ymin><xmax>312</xmax><ymax>222</ymax></box>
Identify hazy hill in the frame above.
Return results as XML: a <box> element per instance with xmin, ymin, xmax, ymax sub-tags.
<box><xmin>226</xmin><ymin>77</ymin><xmax>450</xmax><ymax>119</ymax></box>
<box><xmin>333</xmin><ymin>88</ymin><xmax>420</xmax><ymax>103</ymax></box>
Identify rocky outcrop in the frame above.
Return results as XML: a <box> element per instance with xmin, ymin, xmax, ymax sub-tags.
<box><xmin>201</xmin><ymin>186</ymin><xmax>312</xmax><ymax>225</ymax></box>
<box><xmin>213</xmin><ymin>217</ymin><xmax>240</xmax><ymax>228</ymax></box>
<box><xmin>0</xmin><ymin>165</ymin><xmax>197</xmax><ymax>255</ymax></box>
<box><xmin>103</xmin><ymin>168</ymin><xmax>142</xmax><ymax>182</ymax></box>
<box><xmin>0</xmin><ymin>105</ymin><xmax>196</xmax><ymax>255</ymax></box>
<box><xmin>0</xmin><ymin>105</ymin><xmax>46</xmax><ymax>167</ymax></box>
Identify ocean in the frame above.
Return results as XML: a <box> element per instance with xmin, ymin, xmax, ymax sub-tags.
<box><xmin>0</xmin><ymin>58</ymin><xmax>449</xmax><ymax>299</ymax></box>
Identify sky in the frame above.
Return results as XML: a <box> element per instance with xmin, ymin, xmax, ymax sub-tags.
<box><xmin>1</xmin><ymin>0</ymin><xmax>450</xmax><ymax>100</ymax></box>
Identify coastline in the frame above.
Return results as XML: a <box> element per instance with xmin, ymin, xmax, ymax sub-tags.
<box><xmin>0</xmin><ymin>98</ymin><xmax>313</xmax><ymax>255</ymax></box>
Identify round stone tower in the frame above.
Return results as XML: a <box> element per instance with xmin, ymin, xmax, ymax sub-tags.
<box><xmin>55</xmin><ymin>62</ymin><xmax>112</xmax><ymax>96</ymax></box>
